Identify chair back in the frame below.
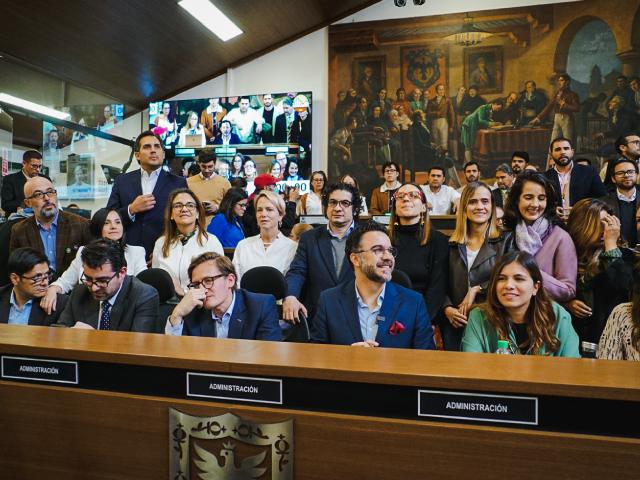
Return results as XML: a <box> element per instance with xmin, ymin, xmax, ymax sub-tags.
<box><xmin>391</xmin><ymin>269</ymin><xmax>413</xmax><ymax>289</ymax></box>
<box><xmin>136</xmin><ymin>268</ymin><xmax>176</xmax><ymax>303</ymax></box>
<box><xmin>282</xmin><ymin>313</ymin><xmax>311</xmax><ymax>343</ymax></box>
<box><xmin>241</xmin><ymin>266</ymin><xmax>287</xmax><ymax>300</ymax></box>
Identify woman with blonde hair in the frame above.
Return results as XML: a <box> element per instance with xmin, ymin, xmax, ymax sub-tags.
<box><xmin>442</xmin><ymin>181</ymin><xmax>512</xmax><ymax>350</ymax></box>
<box><xmin>232</xmin><ymin>190</ymin><xmax>297</xmax><ymax>284</ymax></box>
<box><xmin>566</xmin><ymin>198</ymin><xmax>634</xmax><ymax>353</ymax></box>
<box><xmin>462</xmin><ymin>251</ymin><xmax>580</xmax><ymax>357</ymax></box>
<box><xmin>152</xmin><ymin>188</ymin><xmax>223</xmax><ymax>296</ymax></box>
<box><xmin>177</xmin><ymin>111</ymin><xmax>205</xmax><ymax>147</ymax></box>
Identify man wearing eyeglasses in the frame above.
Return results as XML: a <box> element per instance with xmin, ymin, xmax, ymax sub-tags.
<box><xmin>1</xmin><ymin>150</ymin><xmax>49</xmax><ymax>216</ymax></box>
<box><xmin>0</xmin><ymin>248</ymin><xmax>68</xmax><ymax>326</ymax></box>
<box><xmin>57</xmin><ymin>240</ymin><xmax>158</xmax><ymax>331</ymax></box>
<box><xmin>311</xmin><ymin>222</ymin><xmax>434</xmax><ymax>349</ymax></box>
<box><xmin>284</xmin><ymin>183</ymin><xmax>361</xmax><ymax>324</ymax></box>
<box><xmin>9</xmin><ymin>176</ymin><xmax>91</xmax><ymax>276</ymax></box>
<box><xmin>165</xmin><ymin>252</ymin><xmax>281</xmax><ymax>340</ymax></box>
<box><xmin>601</xmin><ymin>158</ymin><xmax>640</xmax><ymax>247</ymax></box>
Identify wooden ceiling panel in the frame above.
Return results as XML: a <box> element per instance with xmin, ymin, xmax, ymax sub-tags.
<box><xmin>0</xmin><ymin>0</ymin><xmax>380</xmax><ymax>109</ymax></box>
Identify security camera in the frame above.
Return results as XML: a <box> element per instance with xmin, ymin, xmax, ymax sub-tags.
<box><xmin>413</xmin><ymin>0</ymin><xmax>426</xmax><ymax>5</ymax></box>
<box><xmin>394</xmin><ymin>0</ymin><xmax>407</xmax><ymax>6</ymax></box>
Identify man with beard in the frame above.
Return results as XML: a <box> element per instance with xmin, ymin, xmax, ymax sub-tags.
<box><xmin>543</xmin><ymin>137</ymin><xmax>606</xmax><ymax>214</ymax></box>
<box><xmin>515</xmin><ymin>81</ymin><xmax>547</xmax><ymax>125</ymax></box>
<box><xmin>457</xmin><ymin>161</ymin><xmax>482</xmax><ymax>193</ymax></box>
<box><xmin>274</xmin><ymin>98</ymin><xmax>295</xmax><ymax>143</ymax></box>
<box><xmin>256</xmin><ymin>93</ymin><xmax>280</xmax><ymax>144</ymax></box>
<box><xmin>10</xmin><ymin>177</ymin><xmax>91</xmax><ymax>275</ymax></box>
<box><xmin>224</xmin><ymin>97</ymin><xmax>261</xmax><ymax>144</ymax></box>
<box><xmin>311</xmin><ymin>221</ymin><xmax>434</xmax><ymax>349</ymax></box>
<box><xmin>601</xmin><ymin>158</ymin><xmax>640</xmax><ymax>247</ymax></box>
<box><xmin>511</xmin><ymin>151</ymin><xmax>529</xmax><ymax>175</ymax></box>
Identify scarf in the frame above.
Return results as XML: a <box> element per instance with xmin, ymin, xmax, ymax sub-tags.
<box><xmin>515</xmin><ymin>217</ymin><xmax>551</xmax><ymax>256</ymax></box>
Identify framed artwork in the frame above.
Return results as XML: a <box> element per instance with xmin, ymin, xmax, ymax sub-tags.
<box><xmin>401</xmin><ymin>46</ymin><xmax>448</xmax><ymax>99</ymax></box>
<box><xmin>352</xmin><ymin>56</ymin><xmax>386</xmax><ymax>99</ymax></box>
<box><xmin>464</xmin><ymin>46</ymin><xmax>503</xmax><ymax>94</ymax></box>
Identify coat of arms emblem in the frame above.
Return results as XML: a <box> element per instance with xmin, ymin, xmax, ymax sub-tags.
<box><xmin>169</xmin><ymin>408</ymin><xmax>294</xmax><ymax>480</ymax></box>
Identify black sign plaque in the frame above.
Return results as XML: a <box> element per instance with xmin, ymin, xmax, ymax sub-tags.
<box><xmin>1</xmin><ymin>355</ymin><xmax>78</xmax><ymax>384</ymax></box>
<box><xmin>187</xmin><ymin>372</ymin><xmax>283</xmax><ymax>405</ymax></box>
<box><xmin>418</xmin><ymin>389</ymin><xmax>538</xmax><ymax>425</ymax></box>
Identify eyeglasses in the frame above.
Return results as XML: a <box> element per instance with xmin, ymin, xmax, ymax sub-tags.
<box><xmin>20</xmin><ymin>271</ymin><xmax>54</xmax><ymax>284</ymax></box>
<box><xmin>614</xmin><ymin>169</ymin><xmax>637</xmax><ymax>177</ymax></box>
<box><xmin>27</xmin><ymin>189</ymin><xmax>57</xmax><ymax>200</ymax></box>
<box><xmin>353</xmin><ymin>246</ymin><xmax>398</xmax><ymax>258</ymax></box>
<box><xmin>327</xmin><ymin>199</ymin><xmax>353</xmax><ymax>208</ymax></box>
<box><xmin>81</xmin><ymin>271</ymin><xmax>118</xmax><ymax>289</ymax></box>
<box><xmin>625</xmin><ymin>140</ymin><xmax>640</xmax><ymax>146</ymax></box>
<box><xmin>236</xmin><ymin>203</ymin><xmax>248</xmax><ymax>210</ymax></box>
<box><xmin>394</xmin><ymin>191</ymin><xmax>423</xmax><ymax>201</ymax></box>
<box><xmin>188</xmin><ymin>273</ymin><xmax>227</xmax><ymax>290</ymax></box>
<box><xmin>172</xmin><ymin>202</ymin><xmax>197</xmax><ymax>211</ymax></box>
<box><xmin>384</xmin><ymin>169</ymin><xmax>398</xmax><ymax>174</ymax></box>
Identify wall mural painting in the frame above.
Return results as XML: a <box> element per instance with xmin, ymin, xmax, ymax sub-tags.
<box><xmin>328</xmin><ymin>0</ymin><xmax>640</xmax><ymax>197</ymax></box>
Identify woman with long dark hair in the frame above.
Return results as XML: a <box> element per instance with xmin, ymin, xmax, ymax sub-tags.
<box><xmin>297</xmin><ymin>170</ymin><xmax>327</xmax><ymax>215</ymax></box>
<box><xmin>462</xmin><ymin>251</ymin><xmax>580</xmax><ymax>357</ymax></box>
<box><xmin>503</xmin><ymin>171</ymin><xmax>577</xmax><ymax>302</ymax></box>
<box><xmin>284</xmin><ymin>158</ymin><xmax>304</xmax><ymax>181</ymax></box>
<box><xmin>230</xmin><ymin>153</ymin><xmax>245</xmax><ymax>179</ymax></box>
<box><xmin>207</xmin><ymin>187</ymin><xmax>248</xmax><ymax>248</ymax></box>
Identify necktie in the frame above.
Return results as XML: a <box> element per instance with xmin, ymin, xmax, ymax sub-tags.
<box><xmin>100</xmin><ymin>302</ymin><xmax>112</xmax><ymax>331</ymax></box>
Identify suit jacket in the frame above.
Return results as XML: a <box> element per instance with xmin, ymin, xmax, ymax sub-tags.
<box><xmin>311</xmin><ymin>280</ymin><xmax>435</xmax><ymax>349</ymax></box>
<box><xmin>491</xmin><ymin>188</ymin><xmax>509</xmax><ymax>209</ymax></box>
<box><xmin>9</xmin><ymin>211</ymin><xmax>91</xmax><ymax>275</ymax></box>
<box><xmin>57</xmin><ymin>275</ymin><xmax>159</xmax><ymax>332</ymax></box>
<box><xmin>1</xmin><ymin>171</ymin><xmax>50</xmax><ymax>215</ymax></box>
<box><xmin>290</xmin><ymin>113</ymin><xmax>312</xmax><ymax>149</ymax></box>
<box><xmin>212</xmin><ymin>133</ymin><xmax>242</xmax><ymax>145</ymax></box>
<box><xmin>106</xmin><ymin>168</ymin><xmax>187</xmax><ymax>256</ymax></box>
<box><xmin>544</xmin><ymin>164</ymin><xmax>606</xmax><ymax>207</ymax></box>
<box><xmin>200</xmin><ymin>107</ymin><xmax>227</xmax><ymax>140</ymax></box>
<box><xmin>285</xmin><ymin>225</ymin><xmax>355</xmax><ymax>321</ymax></box>
<box><xmin>181</xmin><ymin>289</ymin><xmax>281</xmax><ymax>341</ymax></box>
<box><xmin>274</xmin><ymin>113</ymin><xmax>289</xmax><ymax>143</ymax></box>
<box><xmin>600</xmin><ymin>189</ymin><xmax>640</xmax><ymax>245</ymax></box>
<box><xmin>0</xmin><ymin>284</ymin><xmax>68</xmax><ymax>326</ymax></box>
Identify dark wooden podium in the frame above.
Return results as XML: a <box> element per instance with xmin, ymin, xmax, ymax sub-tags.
<box><xmin>1</xmin><ymin>324</ymin><xmax>639</xmax><ymax>479</ymax></box>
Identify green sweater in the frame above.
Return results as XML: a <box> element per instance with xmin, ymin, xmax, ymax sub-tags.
<box><xmin>461</xmin><ymin>302</ymin><xmax>581</xmax><ymax>358</ymax></box>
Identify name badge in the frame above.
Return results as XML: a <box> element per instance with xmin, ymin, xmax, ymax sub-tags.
<box><xmin>1</xmin><ymin>355</ymin><xmax>79</xmax><ymax>384</ymax></box>
<box><xmin>187</xmin><ymin>372</ymin><xmax>283</xmax><ymax>405</ymax></box>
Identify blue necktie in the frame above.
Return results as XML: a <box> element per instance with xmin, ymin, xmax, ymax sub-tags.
<box><xmin>100</xmin><ymin>302</ymin><xmax>112</xmax><ymax>331</ymax></box>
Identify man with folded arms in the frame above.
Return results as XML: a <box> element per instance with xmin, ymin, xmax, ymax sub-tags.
<box><xmin>165</xmin><ymin>252</ymin><xmax>281</xmax><ymax>340</ymax></box>
<box><xmin>311</xmin><ymin>222</ymin><xmax>435</xmax><ymax>349</ymax></box>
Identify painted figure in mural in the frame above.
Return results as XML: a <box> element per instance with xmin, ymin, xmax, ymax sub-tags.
<box><xmin>358</xmin><ymin>65</ymin><xmax>381</xmax><ymax>102</ymax></box>
<box><xmin>409</xmin><ymin>88</ymin><xmax>426</xmax><ymax>113</ymax></box>
<box><xmin>427</xmin><ymin>84</ymin><xmax>455</xmax><ymax>152</ymax></box>
<box><xmin>469</xmin><ymin>57</ymin><xmax>494</xmax><ymax>90</ymax></box>
<box><xmin>515</xmin><ymin>81</ymin><xmax>547</xmax><ymax>125</ymax></box>
<box><xmin>608</xmin><ymin>75</ymin><xmax>635</xmax><ymax>109</ymax></box>
<box><xmin>629</xmin><ymin>77</ymin><xmax>640</xmax><ymax>114</ymax></box>
<box><xmin>460</xmin><ymin>100</ymin><xmax>505</xmax><ymax>162</ymax></box>
<box><xmin>594</xmin><ymin>96</ymin><xmax>637</xmax><ymax>156</ymax></box>
<box><xmin>460</xmin><ymin>85</ymin><xmax>486</xmax><ymax>118</ymax></box>
<box><xmin>530</xmin><ymin>74</ymin><xmax>580</xmax><ymax>145</ymax></box>
<box><xmin>494</xmin><ymin>92</ymin><xmax>519</xmax><ymax>125</ymax></box>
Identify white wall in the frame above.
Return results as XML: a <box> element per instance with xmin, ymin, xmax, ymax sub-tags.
<box><xmin>168</xmin><ymin>0</ymin><xmax>582</xmax><ymax>173</ymax></box>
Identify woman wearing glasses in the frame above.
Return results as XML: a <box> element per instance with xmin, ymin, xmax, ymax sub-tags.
<box><xmin>388</xmin><ymin>183</ymin><xmax>449</xmax><ymax>321</ymax></box>
<box><xmin>207</xmin><ymin>187</ymin><xmax>248</xmax><ymax>248</ymax></box>
<box><xmin>232</xmin><ymin>190</ymin><xmax>297</xmax><ymax>285</ymax></box>
<box><xmin>443</xmin><ymin>181</ymin><xmax>512</xmax><ymax>351</ymax></box>
<box><xmin>152</xmin><ymin>188</ymin><xmax>223</xmax><ymax>296</ymax></box>
<box><xmin>41</xmin><ymin>208</ymin><xmax>147</xmax><ymax>314</ymax></box>
<box><xmin>297</xmin><ymin>170</ymin><xmax>327</xmax><ymax>215</ymax></box>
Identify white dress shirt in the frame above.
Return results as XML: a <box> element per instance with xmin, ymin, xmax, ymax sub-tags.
<box><xmin>421</xmin><ymin>184</ymin><xmax>461</xmax><ymax>215</ymax></box>
<box><xmin>232</xmin><ymin>234</ymin><xmax>297</xmax><ymax>285</ymax></box>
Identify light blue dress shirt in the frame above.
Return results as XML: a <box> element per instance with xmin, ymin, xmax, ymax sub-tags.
<box><xmin>164</xmin><ymin>292</ymin><xmax>236</xmax><ymax>337</ymax></box>
<box><xmin>36</xmin><ymin>213</ymin><xmax>58</xmax><ymax>271</ymax></box>
<box><xmin>355</xmin><ymin>283</ymin><xmax>386</xmax><ymax>342</ymax></box>
<box><xmin>8</xmin><ymin>290</ymin><xmax>33</xmax><ymax>326</ymax></box>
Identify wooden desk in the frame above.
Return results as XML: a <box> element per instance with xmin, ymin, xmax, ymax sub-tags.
<box><xmin>1</xmin><ymin>325</ymin><xmax>639</xmax><ymax>479</ymax></box>
<box><xmin>474</xmin><ymin>126</ymin><xmax>552</xmax><ymax>172</ymax></box>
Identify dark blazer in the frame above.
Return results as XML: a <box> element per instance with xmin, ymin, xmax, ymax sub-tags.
<box><xmin>181</xmin><ymin>289</ymin><xmax>281</xmax><ymax>341</ymax></box>
<box><xmin>491</xmin><ymin>188</ymin><xmax>508</xmax><ymax>209</ymax></box>
<box><xmin>273</xmin><ymin>113</ymin><xmax>288</xmax><ymax>143</ymax></box>
<box><xmin>311</xmin><ymin>280</ymin><xmax>435</xmax><ymax>349</ymax></box>
<box><xmin>600</xmin><ymin>189</ymin><xmax>640</xmax><ymax>246</ymax></box>
<box><xmin>544</xmin><ymin>164</ymin><xmax>607</xmax><ymax>207</ymax></box>
<box><xmin>0</xmin><ymin>284</ymin><xmax>68</xmax><ymax>326</ymax></box>
<box><xmin>290</xmin><ymin>113</ymin><xmax>312</xmax><ymax>150</ymax></box>
<box><xmin>212</xmin><ymin>133</ymin><xmax>242</xmax><ymax>145</ymax></box>
<box><xmin>57</xmin><ymin>275</ymin><xmax>159</xmax><ymax>332</ymax></box>
<box><xmin>0</xmin><ymin>171</ymin><xmax>49</xmax><ymax>215</ymax></box>
<box><xmin>106</xmin><ymin>168</ymin><xmax>187</xmax><ymax>256</ymax></box>
<box><xmin>285</xmin><ymin>225</ymin><xmax>355</xmax><ymax>322</ymax></box>
<box><xmin>9</xmin><ymin>211</ymin><xmax>91</xmax><ymax>275</ymax></box>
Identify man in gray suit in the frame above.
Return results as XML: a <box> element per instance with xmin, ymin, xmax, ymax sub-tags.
<box><xmin>57</xmin><ymin>240</ymin><xmax>159</xmax><ymax>332</ymax></box>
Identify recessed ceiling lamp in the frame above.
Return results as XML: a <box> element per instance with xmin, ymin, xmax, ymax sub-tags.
<box><xmin>178</xmin><ymin>0</ymin><xmax>243</xmax><ymax>42</ymax></box>
<box><xmin>0</xmin><ymin>93</ymin><xmax>71</xmax><ymax>120</ymax></box>
<box><xmin>443</xmin><ymin>13</ymin><xmax>493</xmax><ymax>47</ymax></box>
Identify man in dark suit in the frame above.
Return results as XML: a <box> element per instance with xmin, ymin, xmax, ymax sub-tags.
<box><xmin>57</xmin><ymin>240</ymin><xmax>158</xmax><ymax>332</ymax></box>
<box><xmin>283</xmin><ymin>183</ymin><xmax>362</xmax><ymax>324</ymax></box>
<box><xmin>311</xmin><ymin>222</ymin><xmax>435</xmax><ymax>349</ymax></box>
<box><xmin>273</xmin><ymin>98</ymin><xmax>294</xmax><ymax>143</ymax></box>
<box><xmin>9</xmin><ymin>176</ymin><xmax>91</xmax><ymax>275</ymax></box>
<box><xmin>1</xmin><ymin>248</ymin><xmax>68</xmax><ymax>326</ymax></box>
<box><xmin>106</xmin><ymin>130</ymin><xmax>187</xmax><ymax>257</ymax></box>
<box><xmin>211</xmin><ymin>120</ymin><xmax>242</xmax><ymax>145</ymax></box>
<box><xmin>544</xmin><ymin>137</ymin><xmax>606</xmax><ymax>213</ymax></box>
<box><xmin>1</xmin><ymin>150</ymin><xmax>48</xmax><ymax>215</ymax></box>
<box><xmin>492</xmin><ymin>163</ymin><xmax>514</xmax><ymax>209</ymax></box>
<box><xmin>600</xmin><ymin>158</ymin><xmax>640</xmax><ymax>247</ymax></box>
<box><xmin>165</xmin><ymin>252</ymin><xmax>281</xmax><ymax>340</ymax></box>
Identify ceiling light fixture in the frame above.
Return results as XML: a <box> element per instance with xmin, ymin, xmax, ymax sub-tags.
<box><xmin>444</xmin><ymin>13</ymin><xmax>493</xmax><ymax>47</ymax></box>
<box><xmin>0</xmin><ymin>93</ymin><xmax>71</xmax><ymax>120</ymax></box>
<box><xmin>178</xmin><ymin>0</ymin><xmax>243</xmax><ymax>42</ymax></box>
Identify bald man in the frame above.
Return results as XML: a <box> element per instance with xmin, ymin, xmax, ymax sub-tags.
<box><xmin>9</xmin><ymin>177</ymin><xmax>91</xmax><ymax>275</ymax></box>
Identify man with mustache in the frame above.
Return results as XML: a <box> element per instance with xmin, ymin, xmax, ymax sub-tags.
<box><xmin>9</xmin><ymin>176</ymin><xmax>91</xmax><ymax>275</ymax></box>
<box><xmin>311</xmin><ymin>222</ymin><xmax>435</xmax><ymax>349</ymax></box>
<box><xmin>543</xmin><ymin>137</ymin><xmax>606</xmax><ymax>217</ymax></box>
